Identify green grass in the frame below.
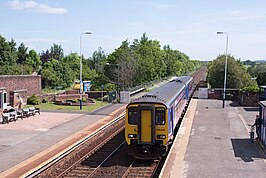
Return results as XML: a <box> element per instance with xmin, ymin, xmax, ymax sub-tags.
<box><xmin>26</xmin><ymin>101</ymin><xmax>108</xmax><ymax>112</ymax></box>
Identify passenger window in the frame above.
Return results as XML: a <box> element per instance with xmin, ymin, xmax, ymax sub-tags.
<box><xmin>128</xmin><ymin>107</ymin><xmax>138</xmax><ymax>124</ymax></box>
<box><xmin>156</xmin><ymin>108</ymin><xmax>165</xmax><ymax>125</ymax></box>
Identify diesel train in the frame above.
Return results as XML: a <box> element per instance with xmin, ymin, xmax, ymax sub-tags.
<box><xmin>125</xmin><ymin>67</ymin><xmax>207</xmax><ymax>159</ymax></box>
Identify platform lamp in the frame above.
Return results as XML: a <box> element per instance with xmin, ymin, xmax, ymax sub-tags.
<box><xmin>217</xmin><ymin>31</ymin><xmax>229</xmax><ymax>108</ymax></box>
<box><xmin>80</xmin><ymin>32</ymin><xmax>92</xmax><ymax>110</ymax></box>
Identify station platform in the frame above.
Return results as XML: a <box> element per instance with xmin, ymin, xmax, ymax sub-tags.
<box><xmin>0</xmin><ymin>103</ymin><xmax>126</xmax><ymax>177</ymax></box>
<box><xmin>160</xmin><ymin>99</ymin><xmax>266</xmax><ymax>178</ymax></box>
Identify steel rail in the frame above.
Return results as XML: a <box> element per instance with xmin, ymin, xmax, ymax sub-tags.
<box><xmin>86</xmin><ymin>141</ymin><xmax>126</xmax><ymax>178</ymax></box>
<box><xmin>25</xmin><ymin>112</ymin><xmax>125</xmax><ymax>178</ymax></box>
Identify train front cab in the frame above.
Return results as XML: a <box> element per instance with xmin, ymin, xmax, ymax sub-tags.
<box><xmin>125</xmin><ymin>103</ymin><xmax>169</xmax><ymax>159</ymax></box>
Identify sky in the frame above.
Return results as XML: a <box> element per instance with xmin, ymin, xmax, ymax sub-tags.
<box><xmin>1</xmin><ymin>0</ymin><xmax>266</xmax><ymax>61</ymax></box>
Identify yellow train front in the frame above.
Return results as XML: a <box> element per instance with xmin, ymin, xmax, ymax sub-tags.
<box><xmin>125</xmin><ymin>76</ymin><xmax>193</xmax><ymax>159</ymax></box>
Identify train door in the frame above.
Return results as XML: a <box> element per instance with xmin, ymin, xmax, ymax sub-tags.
<box><xmin>185</xmin><ymin>84</ymin><xmax>189</xmax><ymax>100</ymax></box>
<box><xmin>138</xmin><ymin>105</ymin><xmax>155</xmax><ymax>144</ymax></box>
<box><xmin>168</xmin><ymin>107</ymin><xmax>174</xmax><ymax>136</ymax></box>
<box><xmin>262</xmin><ymin>107</ymin><xmax>266</xmax><ymax>146</ymax></box>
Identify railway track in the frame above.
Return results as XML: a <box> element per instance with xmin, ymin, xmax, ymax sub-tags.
<box><xmin>26</xmin><ymin>67</ymin><xmax>206</xmax><ymax>178</ymax></box>
<box><xmin>122</xmin><ymin>159</ymin><xmax>161</xmax><ymax>178</ymax></box>
<box><xmin>61</xmin><ymin>131</ymin><xmax>127</xmax><ymax>178</ymax></box>
<box><xmin>29</xmin><ymin>113</ymin><xmax>125</xmax><ymax>178</ymax></box>
<box><xmin>60</xmin><ymin>133</ymin><xmax>160</xmax><ymax>178</ymax></box>
<box><xmin>30</xmin><ymin>122</ymin><xmax>161</xmax><ymax>178</ymax></box>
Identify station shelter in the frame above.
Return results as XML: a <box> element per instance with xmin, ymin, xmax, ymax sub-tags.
<box><xmin>258</xmin><ymin>101</ymin><xmax>266</xmax><ymax>147</ymax></box>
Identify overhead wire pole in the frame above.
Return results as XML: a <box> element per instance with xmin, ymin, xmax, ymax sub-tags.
<box><xmin>217</xmin><ymin>31</ymin><xmax>229</xmax><ymax>108</ymax></box>
<box><xmin>80</xmin><ymin>32</ymin><xmax>92</xmax><ymax>110</ymax></box>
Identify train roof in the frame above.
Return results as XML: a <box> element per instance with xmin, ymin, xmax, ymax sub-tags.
<box><xmin>130</xmin><ymin>76</ymin><xmax>193</xmax><ymax>107</ymax></box>
<box><xmin>259</xmin><ymin>101</ymin><xmax>266</xmax><ymax>108</ymax></box>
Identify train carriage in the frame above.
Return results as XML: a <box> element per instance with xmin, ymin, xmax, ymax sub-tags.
<box><xmin>258</xmin><ymin>101</ymin><xmax>266</xmax><ymax>147</ymax></box>
<box><xmin>125</xmin><ymin>76</ymin><xmax>193</xmax><ymax>159</ymax></box>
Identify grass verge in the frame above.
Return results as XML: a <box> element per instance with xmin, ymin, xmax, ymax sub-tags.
<box><xmin>26</xmin><ymin>101</ymin><xmax>108</xmax><ymax>112</ymax></box>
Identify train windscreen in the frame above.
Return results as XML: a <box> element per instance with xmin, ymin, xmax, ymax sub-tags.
<box><xmin>128</xmin><ymin>107</ymin><xmax>138</xmax><ymax>124</ymax></box>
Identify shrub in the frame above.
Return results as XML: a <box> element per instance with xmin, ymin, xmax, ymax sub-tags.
<box><xmin>42</xmin><ymin>98</ymin><xmax>48</xmax><ymax>103</ymax></box>
<box><xmin>27</xmin><ymin>94</ymin><xmax>40</xmax><ymax>105</ymax></box>
<box><xmin>240</xmin><ymin>86</ymin><xmax>261</xmax><ymax>93</ymax></box>
<box><xmin>66</xmin><ymin>98</ymin><xmax>78</xmax><ymax>103</ymax></box>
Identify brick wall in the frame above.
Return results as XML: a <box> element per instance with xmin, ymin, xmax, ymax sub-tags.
<box><xmin>239</xmin><ymin>92</ymin><xmax>260</xmax><ymax>107</ymax></box>
<box><xmin>85</xmin><ymin>91</ymin><xmax>108</xmax><ymax>99</ymax></box>
<box><xmin>55</xmin><ymin>94</ymin><xmax>88</xmax><ymax>101</ymax></box>
<box><xmin>207</xmin><ymin>88</ymin><xmax>260</xmax><ymax>107</ymax></box>
<box><xmin>0</xmin><ymin>75</ymin><xmax>41</xmax><ymax>102</ymax></box>
<box><xmin>37</xmin><ymin>93</ymin><xmax>56</xmax><ymax>102</ymax></box>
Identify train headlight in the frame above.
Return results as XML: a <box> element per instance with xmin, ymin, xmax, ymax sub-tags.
<box><xmin>157</xmin><ymin>135</ymin><xmax>166</xmax><ymax>139</ymax></box>
<box><xmin>128</xmin><ymin>134</ymin><xmax>137</xmax><ymax>138</ymax></box>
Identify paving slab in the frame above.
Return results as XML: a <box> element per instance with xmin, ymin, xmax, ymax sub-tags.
<box><xmin>184</xmin><ymin>99</ymin><xmax>266</xmax><ymax>178</ymax></box>
<box><xmin>0</xmin><ymin>103</ymin><xmax>125</xmax><ymax>173</ymax></box>
<box><xmin>160</xmin><ymin>99</ymin><xmax>266</xmax><ymax>178</ymax></box>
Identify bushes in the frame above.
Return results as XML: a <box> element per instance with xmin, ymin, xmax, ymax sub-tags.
<box><xmin>240</xmin><ymin>86</ymin><xmax>261</xmax><ymax>93</ymax></box>
<box><xmin>42</xmin><ymin>98</ymin><xmax>48</xmax><ymax>103</ymax></box>
<box><xmin>27</xmin><ymin>94</ymin><xmax>40</xmax><ymax>105</ymax></box>
<box><xmin>66</xmin><ymin>98</ymin><xmax>79</xmax><ymax>103</ymax></box>
<box><xmin>65</xmin><ymin>98</ymin><xmax>86</xmax><ymax>103</ymax></box>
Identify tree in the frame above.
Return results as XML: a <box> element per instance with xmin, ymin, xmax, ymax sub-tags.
<box><xmin>0</xmin><ymin>35</ymin><xmax>17</xmax><ymax>65</ymax></box>
<box><xmin>106</xmin><ymin>40</ymin><xmax>137</xmax><ymax>89</ymax></box>
<box><xmin>163</xmin><ymin>45</ymin><xmax>184</xmax><ymax>76</ymax></box>
<box><xmin>41</xmin><ymin>57</ymin><xmax>75</xmax><ymax>89</ymax></box>
<box><xmin>131</xmin><ymin>33</ymin><xmax>165</xmax><ymax>84</ymax></box>
<box><xmin>40</xmin><ymin>49</ymin><xmax>52</xmax><ymax>64</ymax></box>
<box><xmin>17</xmin><ymin>43</ymin><xmax>28</xmax><ymax>64</ymax></box>
<box><xmin>63</xmin><ymin>53</ymin><xmax>80</xmax><ymax>79</ymax></box>
<box><xmin>91</xmin><ymin>47</ymin><xmax>107</xmax><ymax>73</ymax></box>
<box><xmin>0</xmin><ymin>64</ymin><xmax>33</xmax><ymax>75</ymax></box>
<box><xmin>50</xmin><ymin>43</ymin><xmax>64</xmax><ymax>60</ymax></box>
<box><xmin>252</xmin><ymin>64</ymin><xmax>266</xmax><ymax>86</ymax></box>
<box><xmin>208</xmin><ymin>55</ymin><xmax>256</xmax><ymax>89</ymax></box>
<box><xmin>8</xmin><ymin>38</ymin><xmax>18</xmax><ymax>65</ymax></box>
<box><xmin>41</xmin><ymin>59</ymin><xmax>61</xmax><ymax>87</ymax></box>
<box><xmin>25</xmin><ymin>49</ymin><xmax>42</xmax><ymax>71</ymax></box>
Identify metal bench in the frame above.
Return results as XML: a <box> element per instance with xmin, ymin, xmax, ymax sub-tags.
<box><xmin>22</xmin><ymin>108</ymin><xmax>30</xmax><ymax>117</ymax></box>
<box><xmin>2</xmin><ymin>113</ymin><xmax>10</xmax><ymax>124</ymax></box>
<box><xmin>29</xmin><ymin>106</ymin><xmax>40</xmax><ymax>116</ymax></box>
<box><xmin>1</xmin><ymin>112</ymin><xmax>17</xmax><ymax>124</ymax></box>
<box><xmin>9</xmin><ymin>111</ymin><xmax>17</xmax><ymax>122</ymax></box>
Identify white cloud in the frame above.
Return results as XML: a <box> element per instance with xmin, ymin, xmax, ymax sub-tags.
<box><xmin>7</xmin><ymin>0</ymin><xmax>68</xmax><ymax>14</ymax></box>
<box><xmin>128</xmin><ymin>21</ymin><xmax>145</xmax><ymax>27</ymax></box>
<box><xmin>17</xmin><ymin>37</ymin><xmax>66</xmax><ymax>43</ymax></box>
<box><xmin>230</xmin><ymin>10</ymin><xmax>241</xmax><ymax>15</ymax></box>
<box><xmin>151</xmin><ymin>3</ymin><xmax>174</xmax><ymax>10</ymax></box>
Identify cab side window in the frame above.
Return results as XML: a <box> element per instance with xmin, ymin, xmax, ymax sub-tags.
<box><xmin>128</xmin><ymin>107</ymin><xmax>138</xmax><ymax>124</ymax></box>
<box><xmin>156</xmin><ymin>108</ymin><xmax>165</xmax><ymax>125</ymax></box>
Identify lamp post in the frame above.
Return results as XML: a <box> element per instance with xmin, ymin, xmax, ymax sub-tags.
<box><xmin>217</xmin><ymin>31</ymin><xmax>228</xmax><ymax>108</ymax></box>
<box><xmin>80</xmin><ymin>32</ymin><xmax>92</xmax><ymax>110</ymax></box>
